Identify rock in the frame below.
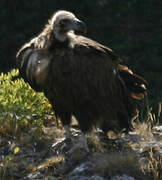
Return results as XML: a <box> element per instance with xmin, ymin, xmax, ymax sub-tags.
<box><xmin>67</xmin><ymin>174</ymin><xmax>105</xmax><ymax>180</ymax></box>
<box><xmin>67</xmin><ymin>162</ymin><xmax>106</xmax><ymax>180</ymax></box>
<box><xmin>23</xmin><ymin>167</ymin><xmax>48</xmax><ymax>180</ymax></box>
<box><xmin>153</xmin><ymin>126</ymin><xmax>162</xmax><ymax>132</ymax></box>
<box><xmin>110</xmin><ymin>174</ymin><xmax>135</xmax><ymax>180</ymax></box>
<box><xmin>23</xmin><ymin>170</ymin><xmax>44</xmax><ymax>179</ymax></box>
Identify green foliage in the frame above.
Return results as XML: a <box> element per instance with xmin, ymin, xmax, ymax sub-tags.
<box><xmin>0</xmin><ymin>69</ymin><xmax>53</xmax><ymax>134</ymax></box>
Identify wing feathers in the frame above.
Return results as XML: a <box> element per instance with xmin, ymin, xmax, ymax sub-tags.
<box><xmin>118</xmin><ymin>65</ymin><xmax>147</xmax><ymax>99</ymax></box>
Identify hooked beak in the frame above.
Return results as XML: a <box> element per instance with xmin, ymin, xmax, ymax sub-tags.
<box><xmin>66</xmin><ymin>18</ymin><xmax>87</xmax><ymax>34</ymax></box>
<box><xmin>73</xmin><ymin>18</ymin><xmax>87</xmax><ymax>33</ymax></box>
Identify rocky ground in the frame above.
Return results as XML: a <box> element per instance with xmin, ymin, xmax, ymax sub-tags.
<box><xmin>0</xmin><ymin>117</ymin><xmax>162</xmax><ymax>180</ymax></box>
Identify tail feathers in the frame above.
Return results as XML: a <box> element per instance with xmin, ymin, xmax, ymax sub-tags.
<box><xmin>118</xmin><ymin>65</ymin><xmax>147</xmax><ymax>100</ymax></box>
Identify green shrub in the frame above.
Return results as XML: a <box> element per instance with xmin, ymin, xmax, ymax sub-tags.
<box><xmin>0</xmin><ymin>69</ymin><xmax>54</xmax><ymax>135</ymax></box>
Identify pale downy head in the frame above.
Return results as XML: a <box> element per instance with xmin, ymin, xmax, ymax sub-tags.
<box><xmin>50</xmin><ymin>10</ymin><xmax>86</xmax><ymax>42</ymax></box>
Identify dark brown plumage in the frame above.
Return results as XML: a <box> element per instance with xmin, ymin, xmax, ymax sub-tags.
<box><xmin>17</xmin><ymin>10</ymin><xmax>147</xmax><ymax>134</ymax></box>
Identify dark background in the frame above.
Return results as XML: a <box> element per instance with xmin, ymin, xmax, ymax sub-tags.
<box><xmin>1</xmin><ymin>0</ymin><xmax>161</xmax><ymax>115</ymax></box>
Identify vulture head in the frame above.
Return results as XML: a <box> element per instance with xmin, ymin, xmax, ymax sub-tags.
<box><xmin>50</xmin><ymin>10</ymin><xmax>86</xmax><ymax>42</ymax></box>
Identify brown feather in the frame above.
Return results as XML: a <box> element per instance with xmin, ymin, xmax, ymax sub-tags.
<box><xmin>17</xmin><ymin>10</ymin><xmax>148</xmax><ymax>134</ymax></box>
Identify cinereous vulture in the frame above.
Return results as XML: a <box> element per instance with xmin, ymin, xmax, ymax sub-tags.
<box><xmin>17</xmin><ymin>10</ymin><xmax>147</xmax><ymax>143</ymax></box>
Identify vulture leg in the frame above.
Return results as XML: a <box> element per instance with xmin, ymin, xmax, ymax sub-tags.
<box><xmin>64</xmin><ymin>125</ymin><xmax>89</xmax><ymax>152</ymax></box>
<box><xmin>77</xmin><ymin>133</ymin><xmax>89</xmax><ymax>152</ymax></box>
<box><xmin>67</xmin><ymin>112</ymin><xmax>91</xmax><ymax>153</ymax></box>
<box><xmin>64</xmin><ymin>125</ymin><xmax>72</xmax><ymax>140</ymax></box>
<box><xmin>67</xmin><ymin>132</ymin><xmax>89</xmax><ymax>154</ymax></box>
<box><xmin>59</xmin><ymin>111</ymin><xmax>72</xmax><ymax>140</ymax></box>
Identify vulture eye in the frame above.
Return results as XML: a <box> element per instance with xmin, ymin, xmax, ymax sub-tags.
<box><xmin>60</xmin><ymin>19</ymin><xmax>70</xmax><ymax>25</ymax></box>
